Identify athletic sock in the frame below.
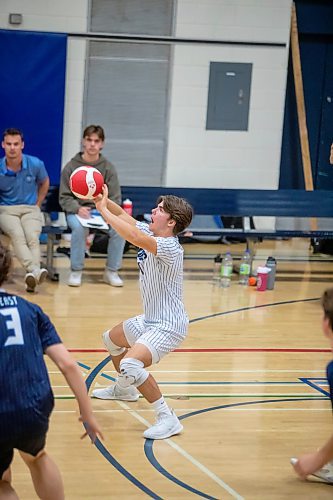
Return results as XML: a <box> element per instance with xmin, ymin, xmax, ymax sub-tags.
<box><xmin>152</xmin><ymin>396</ymin><xmax>172</xmax><ymax>416</ymax></box>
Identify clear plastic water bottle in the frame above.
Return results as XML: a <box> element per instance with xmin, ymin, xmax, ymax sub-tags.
<box><xmin>265</xmin><ymin>256</ymin><xmax>277</xmax><ymax>290</ymax></box>
<box><xmin>212</xmin><ymin>254</ymin><xmax>222</xmax><ymax>285</ymax></box>
<box><xmin>220</xmin><ymin>252</ymin><xmax>233</xmax><ymax>288</ymax></box>
<box><xmin>239</xmin><ymin>249</ymin><xmax>251</xmax><ymax>285</ymax></box>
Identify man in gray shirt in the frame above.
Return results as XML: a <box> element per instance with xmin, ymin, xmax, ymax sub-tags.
<box><xmin>59</xmin><ymin>125</ymin><xmax>125</xmax><ymax>287</ymax></box>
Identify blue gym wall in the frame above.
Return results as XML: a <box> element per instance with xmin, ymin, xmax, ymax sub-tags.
<box><xmin>279</xmin><ymin>0</ymin><xmax>333</xmax><ymax>189</ymax></box>
<box><xmin>0</xmin><ymin>29</ymin><xmax>67</xmax><ymax>185</ymax></box>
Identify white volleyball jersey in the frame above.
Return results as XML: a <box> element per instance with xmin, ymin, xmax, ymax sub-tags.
<box><xmin>136</xmin><ymin>221</ymin><xmax>189</xmax><ymax>335</ymax></box>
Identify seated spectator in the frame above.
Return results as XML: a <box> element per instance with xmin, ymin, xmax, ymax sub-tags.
<box><xmin>0</xmin><ymin>128</ymin><xmax>49</xmax><ymax>292</ymax></box>
<box><xmin>59</xmin><ymin>124</ymin><xmax>125</xmax><ymax>287</ymax></box>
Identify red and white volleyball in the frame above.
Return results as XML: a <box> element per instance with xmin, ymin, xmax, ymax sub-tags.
<box><xmin>69</xmin><ymin>166</ymin><xmax>104</xmax><ymax>200</ymax></box>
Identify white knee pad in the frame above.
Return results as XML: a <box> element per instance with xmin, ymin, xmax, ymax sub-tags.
<box><xmin>118</xmin><ymin>358</ymin><xmax>149</xmax><ymax>389</ymax></box>
<box><xmin>102</xmin><ymin>331</ymin><xmax>126</xmax><ymax>357</ymax></box>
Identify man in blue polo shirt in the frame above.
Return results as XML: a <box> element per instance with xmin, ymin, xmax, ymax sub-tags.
<box><xmin>0</xmin><ymin>128</ymin><xmax>50</xmax><ymax>292</ymax></box>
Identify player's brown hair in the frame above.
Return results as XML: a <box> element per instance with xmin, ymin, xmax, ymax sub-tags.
<box><xmin>157</xmin><ymin>195</ymin><xmax>193</xmax><ymax>235</ymax></box>
<box><xmin>321</xmin><ymin>288</ymin><xmax>333</xmax><ymax>330</ymax></box>
<box><xmin>83</xmin><ymin>124</ymin><xmax>105</xmax><ymax>141</ymax></box>
<box><xmin>0</xmin><ymin>242</ymin><xmax>12</xmax><ymax>286</ymax></box>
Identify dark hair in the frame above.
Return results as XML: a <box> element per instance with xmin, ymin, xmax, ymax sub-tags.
<box><xmin>321</xmin><ymin>288</ymin><xmax>333</xmax><ymax>329</ymax></box>
<box><xmin>157</xmin><ymin>195</ymin><xmax>193</xmax><ymax>235</ymax></box>
<box><xmin>0</xmin><ymin>242</ymin><xmax>12</xmax><ymax>285</ymax></box>
<box><xmin>83</xmin><ymin>125</ymin><xmax>105</xmax><ymax>141</ymax></box>
<box><xmin>3</xmin><ymin>128</ymin><xmax>24</xmax><ymax>141</ymax></box>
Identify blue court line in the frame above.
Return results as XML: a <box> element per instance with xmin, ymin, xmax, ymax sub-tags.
<box><xmin>76</xmin><ymin>362</ymin><xmax>325</xmax><ymax>390</ymax></box>
<box><xmin>85</xmin><ymin>355</ymin><xmax>162</xmax><ymax>500</ymax></box>
<box><xmin>299</xmin><ymin>377</ymin><xmax>330</xmax><ymax>397</ymax></box>
<box><xmin>101</xmin><ymin>372</ymin><xmax>116</xmax><ymax>381</ymax></box>
<box><xmin>144</xmin><ymin>396</ymin><xmax>328</xmax><ymax>498</ymax></box>
<box><xmin>144</xmin><ymin>440</ymin><xmax>217</xmax><ymax>500</ymax></box>
<box><xmin>77</xmin><ymin>361</ymin><xmax>91</xmax><ymax>370</ymax></box>
<box><xmin>189</xmin><ymin>297</ymin><xmax>319</xmax><ymax>324</ymax></box>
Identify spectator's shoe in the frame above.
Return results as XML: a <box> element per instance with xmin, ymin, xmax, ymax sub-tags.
<box><xmin>68</xmin><ymin>271</ymin><xmax>82</xmax><ymax>287</ymax></box>
<box><xmin>103</xmin><ymin>270</ymin><xmax>123</xmax><ymax>287</ymax></box>
<box><xmin>290</xmin><ymin>458</ymin><xmax>333</xmax><ymax>484</ymax></box>
<box><xmin>92</xmin><ymin>384</ymin><xmax>139</xmax><ymax>401</ymax></box>
<box><xmin>143</xmin><ymin>410</ymin><xmax>183</xmax><ymax>440</ymax></box>
<box><xmin>25</xmin><ymin>273</ymin><xmax>37</xmax><ymax>293</ymax></box>
<box><xmin>37</xmin><ymin>268</ymin><xmax>48</xmax><ymax>284</ymax></box>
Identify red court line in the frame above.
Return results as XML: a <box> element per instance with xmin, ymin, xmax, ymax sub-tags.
<box><xmin>68</xmin><ymin>348</ymin><xmax>331</xmax><ymax>353</ymax></box>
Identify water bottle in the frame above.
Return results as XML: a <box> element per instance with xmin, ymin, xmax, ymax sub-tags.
<box><xmin>239</xmin><ymin>249</ymin><xmax>251</xmax><ymax>285</ymax></box>
<box><xmin>122</xmin><ymin>198</ymin><xmax>133</xmax><ymax>216</ymax></box>
<box><xmin>212</xmin><ymin>254</ymin><xmax>222</xmax><ymax>285</ymax></box>
<box><xmin>265</xmin><ymin>256</ymin><xmax>277</xmax><ymax>290</ymax></box>
<box><xmin>220</xmin><ymin>252</ymin><xmax>233</xmax><ymax>288</ymax></box>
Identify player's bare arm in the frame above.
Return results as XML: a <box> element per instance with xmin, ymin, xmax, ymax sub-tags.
<box><xmin>95</xmin><ymin>185</ymin><xmax>136</xmax><ymax>225</ymax></box>
<box><xmin>36</xmin><ymin>176</ymin><xmax>50</xmax><ymax>207</ymax></box>
<box><xmin>46</xmin><ymin>343</ymin><xmax>103</xmax><ymax>442</ymax></box>
<box><xmin>101</xmin><ymin>207</ymin><xmax>157</xmax><ymax>254</ymax></box>
<box><xmin>95</xmin><ymin>186</ymin><xmax>157</xmax><ymax>254</ymax></box>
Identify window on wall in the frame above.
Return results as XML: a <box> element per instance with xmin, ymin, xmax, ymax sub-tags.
<box><xmin>90</xmin><ymin>0</ymin><xmax>174</xmax><ymax>36</ymax></box>
<box><xmin>85</xmin><ymin>0</ymin><xmax>174</xmax><ymax>186</ymax></box>
<box><xmin>206</xmin><ymin>62</ymin><xmax>252</xmax><ymax>131</ymax></box>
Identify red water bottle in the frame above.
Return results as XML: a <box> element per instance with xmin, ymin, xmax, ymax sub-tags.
<box><xmin>122</xmin><ymin>198</ymin><xmax>133</xmax><ymax>216</ymax></box>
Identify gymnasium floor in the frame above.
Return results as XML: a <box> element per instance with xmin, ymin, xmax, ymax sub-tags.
<box><xmin>6</xmin><ymin>238</ymin><xmax>333</xmax><ymax>499</ymax></box>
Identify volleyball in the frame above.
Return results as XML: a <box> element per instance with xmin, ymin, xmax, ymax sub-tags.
<box><xmin>70</xmin><ymin>166</ymin><xmax>104</xmax><ymax>200</ymax></box>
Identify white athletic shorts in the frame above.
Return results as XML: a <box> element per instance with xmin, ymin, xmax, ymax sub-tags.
<box><xmin>123</xmin><ymin>314</ymin><xmax>186</xmax><ymax>364</ymax></box>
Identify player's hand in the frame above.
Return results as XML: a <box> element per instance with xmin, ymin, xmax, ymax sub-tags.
<box><xmin>330</xmin><ymin>144</ymin><xmax>333</xmax><ymax>165</ymax></box>
<box><xmin>94</xmin><ymin>184</ymin><xmax>108</xmax><ymax>212</ymax></box>
<box><xmin>79</xmin><ymin>415</ymin><xmax>104</xmax><ymax>443</ymax></box>
<box><xmin>292</xmin><ymin>452</ymin><xmax>325</xmax><ymax>479</ymax></box>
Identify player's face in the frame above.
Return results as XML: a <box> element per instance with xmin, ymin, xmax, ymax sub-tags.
<box><xmin>82</xmin><ymin>133</ymin><xmax>104</xmax><ymax>157</ymax></box>
<box><xmin>322</xmin><ymin>314</ymin><xmax>331</xmax><ymax>339</ymax></box>
<box><xmin>2</xmin><ymin>135</ymin><xmax>24</xmax><ymax>161</ymax></box>
<box><xmin>149</xmin><ymin>201</ymin><xmax>175</xmax><ymax>234</ymax></box>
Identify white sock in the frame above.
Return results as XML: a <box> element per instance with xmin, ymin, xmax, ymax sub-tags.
<box><xmin>152</xmin><ymin>396</ymin><xmax>172</xmax><ymax>416</ymax></box>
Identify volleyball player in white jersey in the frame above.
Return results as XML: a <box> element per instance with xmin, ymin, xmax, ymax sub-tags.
<box><xmin>92</xmin><ymin>185</ymin><xmax>193</xmax><ymax>439</ymax></box>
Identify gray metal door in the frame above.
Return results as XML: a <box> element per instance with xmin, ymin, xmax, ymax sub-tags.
<box><xmin>84</xmin><ymin>42</ymin><xmax>171</xmax><ymax>186</ymax></box>
<box><xmin>206</xmin><ymin>62</ymin><xmax>252</xmax><ymax>131</ymax></box>
<box><xmin>84</xmin><ymin>0</ymin><xmax>174</xmax><ymax>186</ymax></box>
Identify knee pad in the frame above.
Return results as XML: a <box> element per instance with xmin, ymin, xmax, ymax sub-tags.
<box><xmin>102</xmin><ymin>331</ymin><xmax>126</xmax><ymax>357</ymax></box>
<box><xmin>118</xmin><ymin>358</ymin><xmax>149</xmax><ymax>389</ymax></box>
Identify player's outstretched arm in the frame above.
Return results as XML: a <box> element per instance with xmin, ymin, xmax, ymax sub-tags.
<box><xmin>95</xmin><ymin>185</ymin><xmax>136</xmax><ymax>225</ymax></box>
<box><xmin>46</xmin><ymin>343</ymin><xmax>103</xmax><ymax>443</ymax></box>
<box><xmin>95</xmin><ymin>185</ymin><xmax>157</xmax><ymax>254</ymax></box>
<box><xmin>292</xmin><ymin>434</ymin><xmax>333</xmax><ymax>478</ymax></box>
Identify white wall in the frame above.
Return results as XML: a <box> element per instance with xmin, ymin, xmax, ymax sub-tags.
<box><xmin>0</xmin><ymin>0</ymin><xmax>88</xmax><ymax>165</ymax></box>
<box><xmin>166</xmin><ymin>0</ymin><xmax>292</xmax><ymax>189</ymax></box>
<box><xmin>0</xmin><ymin>0</ymin><xmax>292</xmax><ymax>195</ymax></box>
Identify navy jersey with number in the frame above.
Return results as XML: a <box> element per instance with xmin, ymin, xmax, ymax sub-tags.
<box><xmin>0</xmin><ymin>290</ymin><xmax>61</xmax><ymax>436</ymax></box>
